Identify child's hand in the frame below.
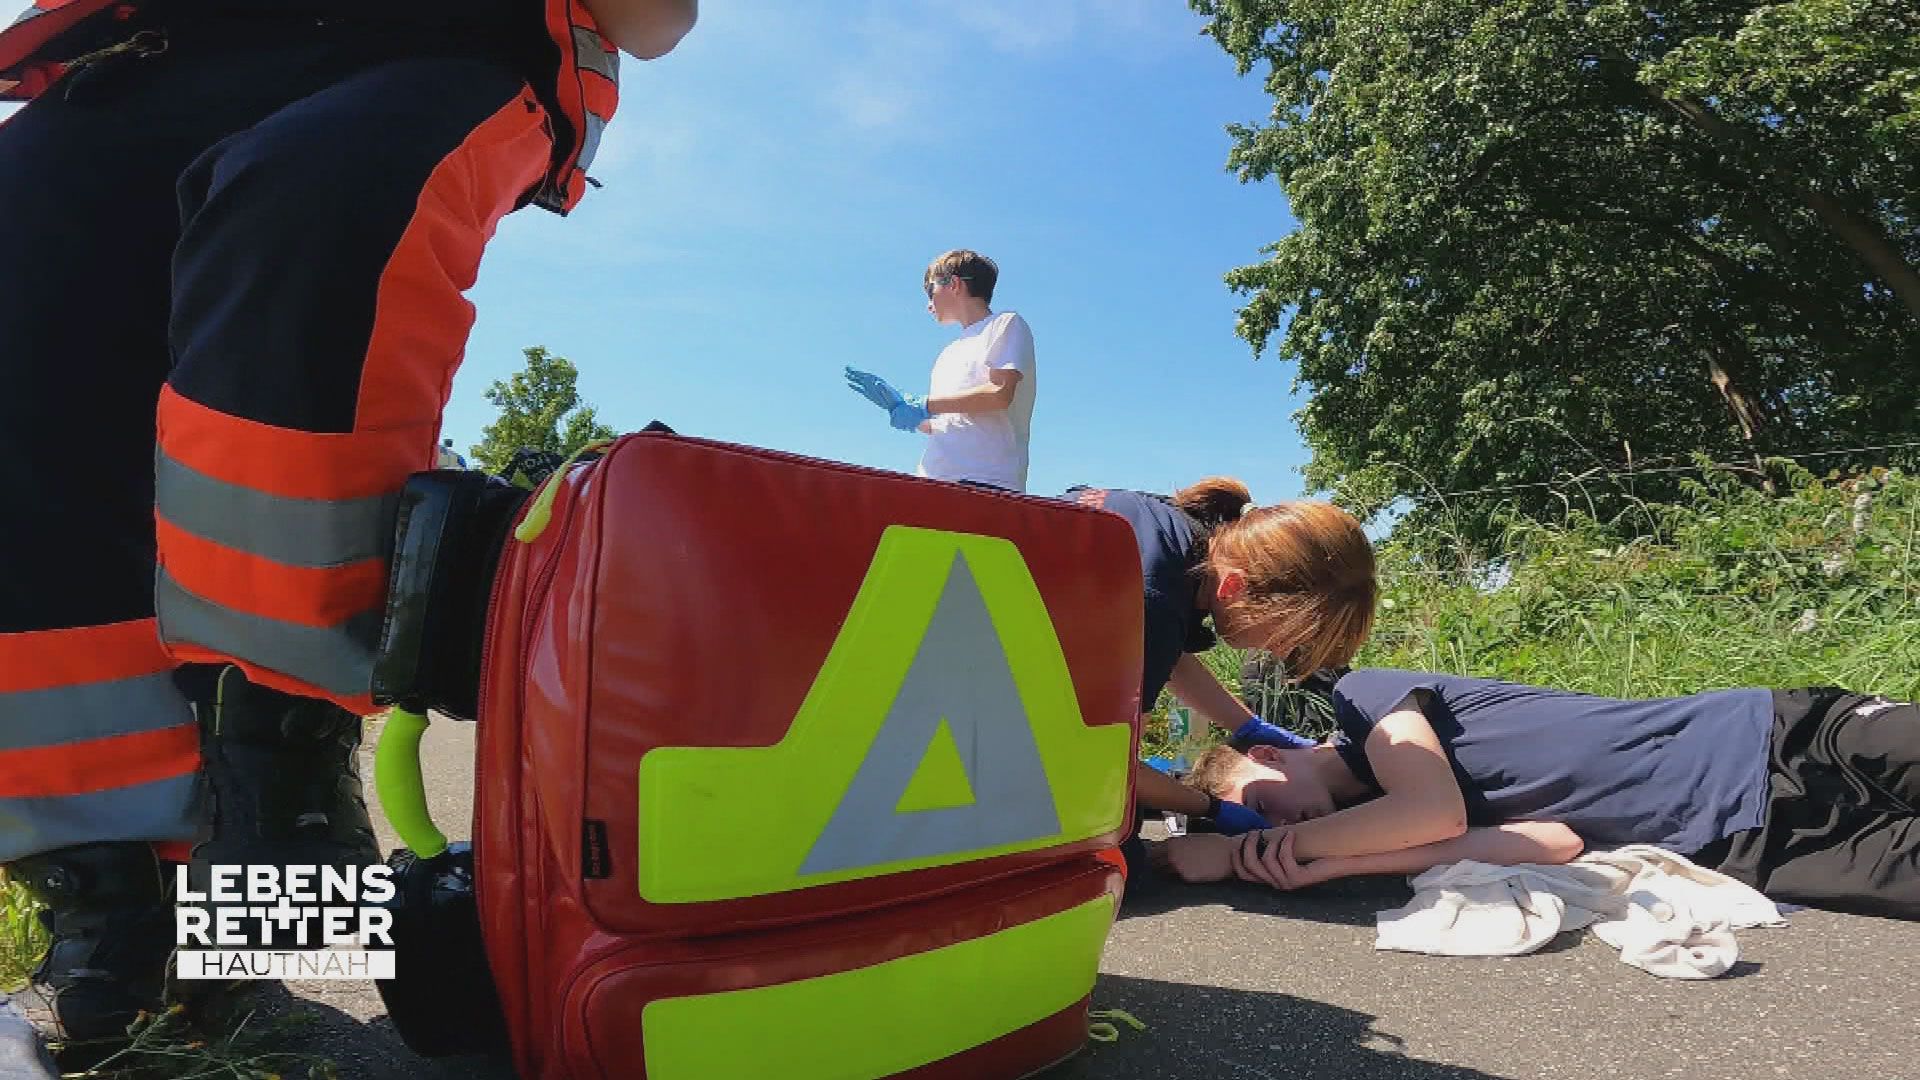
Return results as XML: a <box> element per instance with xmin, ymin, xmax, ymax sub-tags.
<box><xmin>1151</xmin><ymin>833</ymin><xmax>1236</xmax><ymax>883</ymax></box>
<box><xmin>1232</xmin><ymin>827</ymin><xmax>1338</xmax><ymax>891</ymax></box>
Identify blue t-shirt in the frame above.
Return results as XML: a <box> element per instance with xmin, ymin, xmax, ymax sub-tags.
<box><xmin>1330</xmin><ymin>669</ymin><xmax>1773</xmax><ymax>853</ymax></box>
<box><xmin>1064</xmin><ymin>488</ymin><xmax>1215</xmax><ymax>707</ymax></box>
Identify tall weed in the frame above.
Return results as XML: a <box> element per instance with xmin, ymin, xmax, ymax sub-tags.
<box><xmin>1151</xmin><ymin>465</ymin><xmax>1918</xmax><ymax>753</ymax></box>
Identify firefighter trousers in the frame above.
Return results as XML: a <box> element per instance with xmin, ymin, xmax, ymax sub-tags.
<box><xmin>0</xmin><ymin>15</ymin><xmax>553</xmax><ymax>862</ymax></box>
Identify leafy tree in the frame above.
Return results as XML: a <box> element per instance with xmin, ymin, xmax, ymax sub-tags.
<box><xmin>1194</xmin><ymin>0</ymin><xmax>1920</xmax><ymax>546</ymax></box>
<box><xmin>469</xmin><ymin>346</ymin><xmax>618</xmax><ymax>473</ymax></box>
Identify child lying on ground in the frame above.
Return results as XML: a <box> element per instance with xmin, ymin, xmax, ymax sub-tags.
<box><xmin>1156</xmin><ymin>668</ymin><xmax>1920</xmax><ymax>921</ymax></box>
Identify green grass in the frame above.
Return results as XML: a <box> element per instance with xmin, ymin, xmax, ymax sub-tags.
<box><xmin>1361</xmin><ymin>464</ymin><xmax>1918</xmax><ymax>701</ymax></box>
<box><xmin>1144</xmin><ymin>463</ymin><xmax>1918</xmax><ymax>753</ymax></box>
<box><xmin>1</xmin><ymin>875</ymin><xmax>47</xmax><ymax>992</ymax></box>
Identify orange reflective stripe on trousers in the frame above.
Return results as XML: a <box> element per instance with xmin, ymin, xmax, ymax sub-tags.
<box><xmin>0</xmin><ymin>619</ymin><xmax>199</xmax><ymax>862</ymax></box>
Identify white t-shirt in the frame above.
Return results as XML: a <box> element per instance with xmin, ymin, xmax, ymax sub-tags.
<box><xmin>918</xmin><ymin>310</ymin><xmax>1036</xmax><ymax>492</ymax></box>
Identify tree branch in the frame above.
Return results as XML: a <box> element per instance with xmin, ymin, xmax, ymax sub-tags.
<box><xmin>1650</xmin><ymin>89</ymin><xmax>1920</xmax><ymax>318</ymax></box>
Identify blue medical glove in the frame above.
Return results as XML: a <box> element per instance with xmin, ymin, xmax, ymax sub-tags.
<box><xmin>1205</xmin><ymin>796</ymin><xmax>1271</xmax><ymax>836</ymax></box>
<box><xmin>889</xmin><ymin>396</ymin><xmax>931</xmax><ymax>432</ymax></box>
<box><xmin>1234</xmin><ymin>716</ymin><xmax>1317</xmax><ymax>749</ymax></box>
<box><xmin>844</xmin><ymin>367</ymin><xmax>905</xmax><ymax>411</ymax></box>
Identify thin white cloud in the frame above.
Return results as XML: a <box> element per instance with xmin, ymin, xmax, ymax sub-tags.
<box><xmin>587</xmin><ymin>106</ymin><xmax>697</xmax><ymax>176</ymax></box>
<box><xmin>828</xmin><ymin>70</ymin><xmax>916</xmax><ymax>132</ymax></box>
<box><xmin>814</xmin><ymin>9</ymin><xmax>941</xmax><ymax>136</ymax></box>
<box><xmin>948</xmin><ymin>2</ymin><xmax>1081</xmax><ymax>53</ymax></box>
<box><xmin>465</xmin><ymin>1</ymin><xmax>1213</xmax><ymax>273</ymax></box>
<box><xmin>816</xmin><ymin>0</ymin><xmax>1203</xmax><ymax>137</ymax></box>
<box><xmin>950</xmin><ymin>0</ymin><xmax>1197</xmax><ymax>57</ymax></box>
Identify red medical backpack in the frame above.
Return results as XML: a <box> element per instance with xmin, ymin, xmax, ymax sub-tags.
<box><xmin>375</xmin><ymin>431</ymin><xmax>1143</xmax><ymax>1079</ymax></box>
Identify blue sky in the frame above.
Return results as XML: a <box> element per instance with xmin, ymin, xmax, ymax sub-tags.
<box><xmin>451</xmin><ymin>0</ymin><xmax>1314</xmax><ymax>501</ymax></box>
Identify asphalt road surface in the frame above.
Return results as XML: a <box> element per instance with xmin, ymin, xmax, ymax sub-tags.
<box><xmin>261</xmin><ymin>716</ymin><xmax>1920</xmax><ymax>1080</ymax></box>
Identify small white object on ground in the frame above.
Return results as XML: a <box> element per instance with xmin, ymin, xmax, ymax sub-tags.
<box><xmin>1375</xmin><ymin>845</ymin><xmax>1786</xmax><ymax>979</ymax></box>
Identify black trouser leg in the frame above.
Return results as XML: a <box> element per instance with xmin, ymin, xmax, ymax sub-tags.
<box><xmin>1709</xmin><ymin>690</ymin><xmax>1920</xmax><ymax>920</ymax></box>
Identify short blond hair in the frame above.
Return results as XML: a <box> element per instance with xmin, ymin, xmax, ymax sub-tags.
<box><xmin>925</xmin><ymin>249</ymin><xmax>999</xmax><ymax>303</ymax></box>
<box><xmin>1184</xmin><ymin>745</ymin><xmax>1254</xmax><ymax>799</ymax></box>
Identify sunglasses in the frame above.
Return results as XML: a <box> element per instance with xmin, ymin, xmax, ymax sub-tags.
<box><xmin>924</xmin><ymin>274</ymin><xmax>967</xmax><ymax>298</ymax></box>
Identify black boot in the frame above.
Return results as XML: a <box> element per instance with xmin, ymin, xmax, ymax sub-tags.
<box><xmin>186</xmin><ymin>666</ymin><xmax>379</xmax><ymax>948</ymax></box>
<box><xmin>6</xmin><ymin>842</ymin><xmax>173</xmax><ymax>1047</ymax></box>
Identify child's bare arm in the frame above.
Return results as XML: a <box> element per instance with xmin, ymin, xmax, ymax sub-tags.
<box><xmin>1153</xmin><ymin>833</ymin><xmax>1236</xmax><ymax>883</ymax></box>
<box><xmin>1276</xmin><ymin>693</ymin><xmax>1467</xmax><ymax>861</ymax></box>
<box><xmin>1235</xmin><ymin>822</ymin><xmax>1585</xmax><ymax>891</ymax></box>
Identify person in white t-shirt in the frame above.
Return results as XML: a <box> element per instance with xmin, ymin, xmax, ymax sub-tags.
<box><xmin>435</xmin><ymin>438</ymin><xmax>469</xmax><ymax>470</ymax></box>
<box><xmin>844</xmin><ymin>249</ymin><xmax>1037</xmax><ymax>492</ymax></box>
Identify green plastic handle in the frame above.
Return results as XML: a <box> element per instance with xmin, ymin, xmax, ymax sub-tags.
<box><xmin>375</xmin><ymin>707</ymin><xmax>447</xmax><ymax>858</ymax></box>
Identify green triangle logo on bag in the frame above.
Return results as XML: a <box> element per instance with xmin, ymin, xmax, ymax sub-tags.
<box><xmin>637</xmin><ymin>526</ymin><xmax>1131</xmax><ymax>902</ymax></box>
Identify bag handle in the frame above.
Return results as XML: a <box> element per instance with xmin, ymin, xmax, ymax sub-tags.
<box><xmin>376</xmin><ymin>707</ymin><xmax>447</xmax><ymax>858</ymax></box>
